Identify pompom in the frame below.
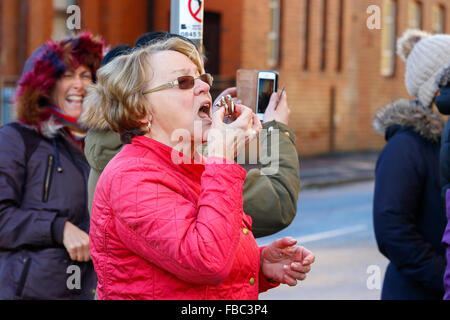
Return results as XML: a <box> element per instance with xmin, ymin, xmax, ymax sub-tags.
<box><xmin>397</xmin><ymin>29</ymin><xmax>430</xmax><ymax>62</ymax></box>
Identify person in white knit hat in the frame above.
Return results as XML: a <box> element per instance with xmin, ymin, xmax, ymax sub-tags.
<box><xmin>398</xmin><ymin>29</ymin><xmax>450</xmax><ymax>108</ymax></box>
<box><xmin>372</xmin><ymin>29</ymin><xmax>447</xmax><ymax>300</ymax></box>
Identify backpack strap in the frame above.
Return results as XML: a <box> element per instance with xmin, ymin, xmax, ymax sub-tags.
<box><xmin>7</xmin><ymin>122</ymin><xmax>42</xmax><ymax>164</ymax></box>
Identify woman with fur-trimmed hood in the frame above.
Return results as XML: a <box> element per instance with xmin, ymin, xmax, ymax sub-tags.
<box><xmin>0</xmin><ymin>32</ymin><xmax>104</xmax><ymax>299</ymax></box>
<box><xmin>372</xmin><ymin>30</ymin><xmax>448</xmax><ymax>300</ymax></box>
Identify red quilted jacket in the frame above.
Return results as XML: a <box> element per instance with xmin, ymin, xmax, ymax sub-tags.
<box><xmin>90</xmin><ymin>136</ymin><xmax>278</xmax><ymax>299</ymax></box>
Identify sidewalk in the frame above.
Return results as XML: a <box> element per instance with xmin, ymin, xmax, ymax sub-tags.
<box><xmin>299</xmin><ymin>151</ymin><xmax>379</xmax><ymax>189</ymax></box>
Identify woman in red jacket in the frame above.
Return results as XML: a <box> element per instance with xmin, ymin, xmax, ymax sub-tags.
<box><xmin>85</xmin><ymin>36</ymin><xmax>314</xmax><ymax>300</ymax></box>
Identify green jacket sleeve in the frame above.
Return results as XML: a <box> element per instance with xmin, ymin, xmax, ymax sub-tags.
<box><xmin>85</xmin><ymin>129</ymin><xmax>123</xmax><ymax>213</ymax></box>
<box><xmin>242</xmin><ymin>121</ymin><xmax>300</xmax><ymax>237</ymax></box>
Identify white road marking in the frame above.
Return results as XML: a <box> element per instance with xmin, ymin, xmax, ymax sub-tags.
<box><xmin>258</xmin><ymin>224</ymin><xmax>369</xmax><ymax>246</ymax></box>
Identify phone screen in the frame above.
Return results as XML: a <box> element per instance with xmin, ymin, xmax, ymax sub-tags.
<box><xmin>257</xmin><ymin>78</ymin><xmax>275</xmax><ymax>114</ymax></box>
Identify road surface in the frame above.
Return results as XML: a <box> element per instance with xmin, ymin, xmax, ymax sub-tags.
<box><xmin>256</xmin><ymin>181</ymin><xmax>389</xmax><ymax>300</ymax></box>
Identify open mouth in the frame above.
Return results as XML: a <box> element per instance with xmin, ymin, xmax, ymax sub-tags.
<box><xmin>66</xmin><ymin>95</ymin><xmax>84</xmax><ymax>104</ymax></box>
<box><xmin>198</xmin><ymin>101</ymin><xmax>212</xmax><ymax>119</ymax></box>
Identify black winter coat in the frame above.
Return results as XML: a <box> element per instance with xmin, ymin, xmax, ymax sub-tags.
<box><xmin>373</xmin><ymin>100</ymin><xmax>447</xmax><ymax>300</ymax></box>
<box><xmin>436</xmin><ymin>86</ymin><xmax>450</xmax><ymax>205</ymax></box>
<box><xmin>435</xmin><ymin>82</ymin><xmax>450</xmax><ymax>300</ymax></box>
<box><xmin>0</xmin><ymin>121</ymin><xmax>96</xmax><ymax>300</ymax></box>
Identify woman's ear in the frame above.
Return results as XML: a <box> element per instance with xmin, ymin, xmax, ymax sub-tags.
<box><xmin>138</xmin><ymin>113</ymin><xmax>153</xmax><ymax>125</ymax></box>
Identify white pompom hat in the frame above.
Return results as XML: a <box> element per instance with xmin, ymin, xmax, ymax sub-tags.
<box><xmin>397</xmin><ymin>29</ymin><xmax>450</xmax><ymax>108</ymax></box>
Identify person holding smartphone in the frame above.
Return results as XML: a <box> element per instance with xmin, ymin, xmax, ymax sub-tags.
<box><xmin>81</xmin><ymin>32</ymin><xmax>299</xmax><ymax>238</ymax></box>
<box><xmin>84</xmin><ymin>36</ymin><xmax>314</xmax><ymax>299</ymax></box>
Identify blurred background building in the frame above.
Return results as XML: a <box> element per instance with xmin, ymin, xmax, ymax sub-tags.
<box><xmin>1</xmin><ymin>0</ymin><xmax>449</xmax><ymax>156</ymax></box>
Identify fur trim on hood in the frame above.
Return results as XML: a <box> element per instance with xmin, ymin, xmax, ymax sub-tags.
<box><xmin>373</xmin><ymin>99</ymin><xmax>444</xmax><ymax>143</ymax></box>
<box><xmin>19</xmin><ymin>115</ymin><xmax>64</xmax><ymax>139</ymax></box>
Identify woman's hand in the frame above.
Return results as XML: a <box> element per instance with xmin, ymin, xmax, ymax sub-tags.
<box><xmin>207</xmin><ymin>104</ymin><xmax>261</xmax><ymax>161</ymax></box>
<box><xmin>62</xmin><ymin>221</ymin><xmax>91</xmax><ymax>262</ymax></box>
<box><xmin>261</xmin><ymin>237</ymin><xmax>315</xmax><ymax>286</ymax></box>
<box><xmin>263</xmin><ymin>90</ymin><xmax>290</xmax><ymax>126</ymax></box>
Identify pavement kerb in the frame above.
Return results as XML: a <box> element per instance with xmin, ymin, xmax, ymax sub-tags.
<box><xmin>300</xmin><ymin>176</ymin><xmax>375</xmax><ymax>190</ymax></box>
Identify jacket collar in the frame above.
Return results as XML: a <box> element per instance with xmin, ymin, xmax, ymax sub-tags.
<box><xmin>373</xmin><ymin>99</ymin><xmax>444</xmax><ymax>143</ymax></box>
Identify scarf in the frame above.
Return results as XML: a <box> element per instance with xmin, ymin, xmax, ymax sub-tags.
<box><xmin>47</xmin><ymin>105</ymin><xmax>87</xmax><ymax>141</ymax></box>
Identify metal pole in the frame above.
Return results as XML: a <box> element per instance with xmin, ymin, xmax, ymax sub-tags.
<box><xmin>170</xmin><ymin>0</ymin><xmax>204</xmax><ymax>49</ymax></box>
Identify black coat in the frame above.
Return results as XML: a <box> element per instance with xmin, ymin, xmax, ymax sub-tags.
<box><xmin>373</xmin><ymin>100</ymin><xmax>447</xmax><ymax>300</ymax></box>
<box><xmin>0</xmin><ymin>122</ymin><xmax>96</xmax><ymax>300</ymax></box>
<box><xmin>440</xmin><ymin>120</ymin><xmax>450</xmax><ymax>210</ymax></box>
<box><xmin>435</xmin><ymin>86</ymin><xmax>450</xmax><ymax>204</ymax></box>
<box><xmin>435</xmin><ymin>84</ymin><xmax>450</xmax><ymax>300</ymax></box>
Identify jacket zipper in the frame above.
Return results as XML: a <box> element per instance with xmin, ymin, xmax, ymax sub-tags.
<box><xmin>43</xmin><ymin>155</ymin><xmax>54</xmax><ymax>202</ymax></box>
<box><xmin>15</xmin><ymin>257</ymin><xmax>32</xmax><ymax>297</ymax></box>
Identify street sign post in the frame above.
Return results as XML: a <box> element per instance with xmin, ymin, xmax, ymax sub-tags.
<box><xmin>170</xmin><ymin>0</ymin><xmax>204</xmax><ymax>48</ymax></box>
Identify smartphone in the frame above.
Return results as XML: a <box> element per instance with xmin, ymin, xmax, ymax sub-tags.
<box><xmin>256</xmin><ymin>71</ymin><xmax>279</xmax><ymax>121</ymax></box>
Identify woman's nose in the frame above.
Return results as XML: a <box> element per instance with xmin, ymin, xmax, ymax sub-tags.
<box><xmin>72</xmin><ymin>75</ymin><xmax>91</xmax><ymax>91</ymax></box>
<box><xmin>71</xmin><ymin>76</ymin><xmax>84</xmax><ymax>89</ymax></box>
<box><xmin>194</xmin><ymin>77</ymin><xmax>210</xmax><ymax>95</ymax></box>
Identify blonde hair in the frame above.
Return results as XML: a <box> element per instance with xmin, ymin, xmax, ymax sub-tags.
<box><xmin>82</xmin><ymin>37</ymin><xmax>205</xmax><ymax>143</ymax></box>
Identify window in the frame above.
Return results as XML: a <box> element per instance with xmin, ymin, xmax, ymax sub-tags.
<box><xmin>53</xmin><ymin>0</ymin><xmax>77</xmax><ymax>40</ymax></box>
<box><xmin>0</xmin><ymin>86</ymin><xmax>15</xmax><ymax>126</ymax></box>
<box><xmin>432</xmin><ymin>4</ymin><xmax>446</xmax><ymax>34</ymax></box>
<box><xmin>380</xmin><ymin>0</ymin><xmax>397</xmax><ymax>77</ymax></box>
<box><xmin>203</xmin><ymin>12</ymin><xmax>221</xmax><ymax>75</ymax></box>
<box><xmin>320</xmin><ymin>0</ymin><xmax>328</xmax><ymax>72</ymax></box>
<box><xmin>336</xmin><ymin>0</ymin><xmax>344</xmax><ymax>73</ymax></box>
<box><xmin>408</xmin><ymin>1</ymin><xmax>422</xmax><ymax>29</ymax></box>
<box><xmin>302</xmin><ymin>0</ymin><xmax>311</xmax><ymax>71</ymax></box>
<box><xmin>268</xmin><ymin>0</ymin><xmax>281</xmax><ymax>67</ymax></box>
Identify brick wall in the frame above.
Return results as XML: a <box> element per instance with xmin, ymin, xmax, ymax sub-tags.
<box><xmin>1</xmin><ymin>0</ymin><xmax>53</xmax><ymax>81</ymax></box>
<box><xmin>240</xmin><ymin>0</ymin><xmax>450</xmax><ymax>156</ymax></box>
<box><xmin>2</xmin><ymin>0</ymin><xmax>449</xmax><ymax>155</ymax></box>
<box><xmin>79</xmin><ymin>0</ymin><xmax>149</xmax><ymax>47</ymax></box>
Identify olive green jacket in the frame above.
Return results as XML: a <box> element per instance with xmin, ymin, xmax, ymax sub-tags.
<box><xmin>84</xmin><ymin>121</ymin><xmax>299</xmax><ymax>238</ymax></box>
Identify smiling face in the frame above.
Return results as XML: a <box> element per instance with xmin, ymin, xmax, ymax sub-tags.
<box><xmin>144</xmin><ymin>50</ymin><xmax>212</xmax><ymax>146</ymax></box>
<box><xmin>50</xmin><ymin>65</ymin><xmax>93</xmax><ymax>119</ymax></box>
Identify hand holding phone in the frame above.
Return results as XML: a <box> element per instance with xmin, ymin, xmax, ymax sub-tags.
<box><xmin>263</xmin><ymin>88</ymin><xmax>290</xmax><ymax>126</ymax></box>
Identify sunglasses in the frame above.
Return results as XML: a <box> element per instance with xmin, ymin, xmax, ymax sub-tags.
<box><xmin>143</xmin><ymin>73</ymin><xmax>213</xmax><ymax>95</ymax></box>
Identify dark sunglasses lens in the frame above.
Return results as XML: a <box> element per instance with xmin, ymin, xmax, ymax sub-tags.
<box><xmin>178</xmin><ymin>76</ymin><xmax>195</xmax><ymax>89</ymax></box>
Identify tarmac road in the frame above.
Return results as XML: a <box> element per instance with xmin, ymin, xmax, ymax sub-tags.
<box><xmin>256</xmin><ymin>180</ymin><xmax>389</xmax><ymax>300</ymax></box>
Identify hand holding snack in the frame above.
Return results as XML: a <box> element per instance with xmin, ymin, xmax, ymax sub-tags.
<box><xmin>207</xmin><ymin>103</ymin><xmax>261</xmax><ymax>161</ymax></box>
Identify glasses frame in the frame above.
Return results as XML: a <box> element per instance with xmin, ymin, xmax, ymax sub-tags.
<box><xmin>143</xmin><ymin>73</ymin><xmax>213</xmax><ymax>95</ymax></box>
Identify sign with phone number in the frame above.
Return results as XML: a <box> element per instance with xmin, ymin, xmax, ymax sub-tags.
<box><xmin>179</xmin><ymin>0</ymin><xmax>203</xmax><ymax>40</ymax></box>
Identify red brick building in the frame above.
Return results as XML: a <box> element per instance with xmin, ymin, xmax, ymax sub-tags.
<box><xmin>1</xmin><ymin>0</ymin><xmax>450</xmax><ymax>155</ymax></box>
